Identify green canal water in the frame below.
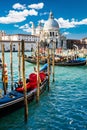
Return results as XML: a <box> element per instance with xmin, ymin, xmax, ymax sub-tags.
<box><xmin>0</xmin><ymin>52</ymin><xmax>87</xmax><ymax>130</ymax></box>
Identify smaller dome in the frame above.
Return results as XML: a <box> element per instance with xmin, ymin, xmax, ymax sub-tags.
<box><xmin>36</xmin><ymin>22</ymin><xmax>42</xmax><ymax>30</ymax></box>
<box><xmin>44</xmin><ymin>11</ymin><xmax>59</xmax><ymax>30</ymax></box>
<box><xmin>36</xmin><ymin>22</ymin><xmax>43</xmax><ymax>35</ymax></box>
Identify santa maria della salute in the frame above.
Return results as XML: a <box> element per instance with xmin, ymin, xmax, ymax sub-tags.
<box><xmin>31</xmin><ymin>11</ymin><xmax>66</xmax><ymax>49</ymax></box>
<box><xmin>0</xmin><ymin>11</ymin><xmax>86</xmax><ymax>52</ymax></box>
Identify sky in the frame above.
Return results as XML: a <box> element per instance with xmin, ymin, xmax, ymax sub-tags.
<box><xmin>0</xmin><ymin>0</ymin><xmax>87</xmax><ymax>39</ymax></box>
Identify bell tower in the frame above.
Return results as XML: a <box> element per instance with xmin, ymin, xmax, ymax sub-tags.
<box><xmin>31</xmin><ymin>22</ymin><xmax>35</xmax><ymax>35</ymax></box>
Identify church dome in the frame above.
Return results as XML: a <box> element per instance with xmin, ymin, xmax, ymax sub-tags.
<box><xmin>44</xmin><ymin>12</ymin><xmax>59</xmax><ymax>30</ymax></box>
<box><xmin>36</xmin><ymin>22</ymin><xmax>43</xmax><ymax>31</ymax></box>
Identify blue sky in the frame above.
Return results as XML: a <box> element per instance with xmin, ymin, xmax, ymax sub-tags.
<box><xmin>0</xmin><ymin>0</ymin><xmax>87</xmax><ymax>39</ymax></box>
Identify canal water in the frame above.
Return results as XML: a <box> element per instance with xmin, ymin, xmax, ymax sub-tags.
<box><xmin>0</xmin><ymin>52</ymin><xmax>87</xmax><ymax>130</ymax></box>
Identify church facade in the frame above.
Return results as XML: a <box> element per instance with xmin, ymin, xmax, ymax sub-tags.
<box><xmin>31</xmin><ymin>11</ymin><xmax>67</xmax><ymax>49</ymax></box>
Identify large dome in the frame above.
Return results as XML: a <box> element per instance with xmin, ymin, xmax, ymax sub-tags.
<box><xmin>44</xmin><ymin>12</ymin><xmax>59</xmax><ymax>30</ymax></box>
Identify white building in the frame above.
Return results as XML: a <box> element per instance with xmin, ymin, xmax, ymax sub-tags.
<box><xmin>0</xmin><ymin>33</ymin><xmax>39</xmax><ymax>52</ymax></box>
<box><xmin>31</xmin><ymin>11</ymin><xmax>67</xmax><ymax>49</ymax></box>
<box><xmin>82</xmin><ymin>37</ymin><xmax>87</xmax><ymax>44</ymax></box>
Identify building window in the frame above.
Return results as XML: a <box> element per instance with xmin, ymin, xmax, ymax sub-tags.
<box><xmin>61</xmin><ymin>40</ymin><xmax>63</xmax><ymax>47</ymax></box>
<box><xmin>50</xmin><ymin>32</ymin><xmax>52</xmax><ymax>36</ymax></box>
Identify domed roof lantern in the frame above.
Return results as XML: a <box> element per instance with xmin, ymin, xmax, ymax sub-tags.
<box><xmin>49</xmin><ymin>11</ymin><xmax>54</xmax><ymax>19</ymax></box>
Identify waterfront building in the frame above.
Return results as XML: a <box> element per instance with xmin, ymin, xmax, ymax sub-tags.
<box><xmin>31</xmin><ymin>11</ymin><xmax>67</xmax><ymax>49</ymax></box>
<box><xmin>0</xmin><ymin>33</ymin><xmax>39</xmax><ymax>52</ymax></box>
<box><xmin>81</xmin><ymin>37</ymin><xmax>87</xmax><ymax>48</ymax></box>
<box><xmin>67</xmin><ymin>39</ymin><xmax>87</xmax><ymax>49</ymax></box>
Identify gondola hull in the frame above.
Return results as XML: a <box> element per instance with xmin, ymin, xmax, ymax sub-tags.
<box><xmin>25</xmin><ymin>57</ymin><xmax>86</xmax><ymax>66</ymax></box>
<box><xmin>0</xmin><ymin>78</ymin><xmax>48</xmax><ymax>118</ymax></box>
<box><xmin>55</xmin><ymin>61</ymin><xmax>86</xmax><ymax>66</ymax></box>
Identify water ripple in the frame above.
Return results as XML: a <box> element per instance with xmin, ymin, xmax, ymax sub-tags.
<box><xmin>0</xmin><ymin>52</ymin><xmax>87</xmax><ymax>130</ymax></box>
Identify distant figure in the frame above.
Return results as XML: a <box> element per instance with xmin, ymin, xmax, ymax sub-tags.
<box><xmin>3</xmin><ymin>63</ymin><xmax>8</xmax><ymax>89</ymax></box>
<box><xmin>26</xmin><ymin>78</ymin><xmax>30</xmax><ymax>83</ymax></box>
<box><xmin>18</xmin><ymin>78</ymin><xmax>23</xmax><ymax>87</ymax></box>
<box><xmin>0</xmin><ymin>58</ymin><xmax>2</xmax><ymax>62</ymax></box>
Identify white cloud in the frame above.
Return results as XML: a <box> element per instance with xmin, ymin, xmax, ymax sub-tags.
<box><xmin>38</xmin><ymin>19</ymin><xmax>46</xmax><ymax>24</ymax></box>
<box><xmin>14</xmin><ymin>24</ymin><xmax>19</xmax><ymax>27</ymax></box>
<box><xmin>13</xmin><ymin>3</ymin><xmax>26</xmax><ymax>10</ymax></box>
<box><xmin>62</xmin><ymin>32</ymin><xmax>70</xmax><ymax>36</ymax></box>
<box><xmin>19</xmin><ymin>24</ymin><xmax>32</xmax><ymax>33</ymax></box>
<box><xmin>28</xmin><ymin>9</ymin><xmax>38</xmax><ymax>16</ymax></box>
<box><xmin>0</xmin><ymin>9</ymin><xmax>38</xmax><ymax>24</ymax></box>
<box><xmin>28</xmin><ymin>3</ymin><xmax>44</xmax><ymax>10</ymax></box>
<box><xmin>40</xmin><ymin>12</ymin><xmax>49</xmax><ymax>16</ymax></box>
<box><xmin>19</xmin><ymin>24</ymin><xmax>29</xmax><ymax>29</ymax></box>
<box><xmin>57</xmin><ymin>18</ymin><xmax>75</xmax><ymax>28</ymax></box>
<box><xmin>57</xmin><ymin>17</ymin><xmax>87</xmax><ymax>29</ymax></box>
<box><xmin>77</xmin><ymin>18</ymin><xmax>87</xmax><ymax>25</ymax></box>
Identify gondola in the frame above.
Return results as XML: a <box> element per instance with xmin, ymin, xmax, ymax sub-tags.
<box><xmin>0</xmin><ymin>63</ymin><xmax>48</xmax><ymax>118</ymax></box>
<box><xmin>25</xmin><ymin>55</ymin><xmax>47</xmax><ymax>65</ymax></box>
<box><xmin>25</xmin><ymin>56</ymin><xmax>86</xmax><ymax>66</ymax></box>
<box><xmin>55</xmin><ymin>57</ymin><xmax>86</xmax><ymax>66</ymax></box>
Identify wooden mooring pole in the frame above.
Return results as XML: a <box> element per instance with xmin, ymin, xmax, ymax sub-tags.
<box><xmin>18</xmin><ymin>41</ymin><xmax>21</xmax><ymax>80</ymax></box>
<box><xmin>21</xmin><ymin>40</ymin><xmax>28</xmax><ymax>122</ymax></box>
<box><xmin>36</xmin><ymin>42</ymin><xmax>40</xmax><ymax>102</ymax></box>
<box><xmin>47</xmin><ymin>44</ymin><xmax>50</xmax><ymax>91</ymax></box>
<box><xmin>2</xmin><ymin>44</ymin><xmax>6</xmax><ymax>95</ymax></box>
<box><xmin>52</xmin><ymin>41</ymin><xmax>55</xmax><ymax>82</ymax></box>
<box><xmin>10</xmin><ymin>41</ymin><xmax>13</xmax><ymax>90</ymax></box>
<box><xmin>2</xmin><ymin>44</ymin><xmax>4</xmax><ymax>81</ymax></box>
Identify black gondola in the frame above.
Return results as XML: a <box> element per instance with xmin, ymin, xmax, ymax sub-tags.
<box><xmin>0</xmin><ymin>64</ymin><xmax>48</xmax><ymax>118</ymax></box>
<box><xmin>25</xmin><ymin>56</ymin><xmax>86</xmax><ymax>66</ymax></box>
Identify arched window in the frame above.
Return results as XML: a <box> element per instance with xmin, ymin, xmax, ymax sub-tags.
<box><xmin>50</xmin><ymin>32</ymin><xmax>52</xmax><ymax>36</ymax></box>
